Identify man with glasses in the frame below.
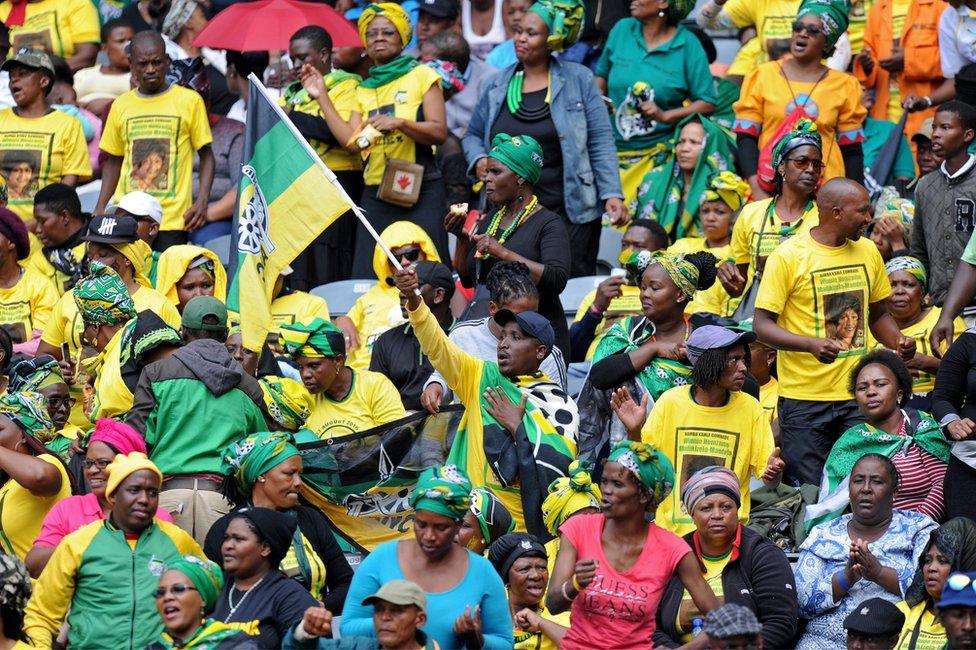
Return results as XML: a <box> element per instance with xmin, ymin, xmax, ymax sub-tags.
<box><xmin>754</xmin><ymin>177</ymin><xmax>914</xmax><ymax>486</ymax></box>
<box><xmin>937</xmin><ymin>572</ymin><xmax>976</xmax><ymax>650</ymax></box>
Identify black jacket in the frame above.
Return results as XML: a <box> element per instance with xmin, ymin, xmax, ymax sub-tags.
<box><xmin>653</xmin><ymin>526</ymin><xmax>798</xmax><ymax>648</ymax></box>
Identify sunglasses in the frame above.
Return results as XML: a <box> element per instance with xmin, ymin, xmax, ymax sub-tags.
<box><xmin>787</xmin><ymin>156</ymin><xmax>825</xmax><ymax>172</ymax></box>
<box><xmin>947</xmin><ymin>573</ymin><xmax>976</xmax><ymax>593</ymax></box>
<box><xmin>395</xmin><ymin>247</ymin><xmax>422</xmax><ymax>263</ymax></box>
<box><xmin>792</xmin><ymin>21</ymin><xmax>824</xmax><ymax>36</ymax></box>
<box><xmin>154</xmin><ymin>584</ymin><xmax>198</xmax><ymax>599</ymax></box>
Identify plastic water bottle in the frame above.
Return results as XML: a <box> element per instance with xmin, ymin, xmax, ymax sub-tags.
<box><xmin>691</xmin><ymin>618</ymin><xmax>703</xmax><ymax>637</ymax></box>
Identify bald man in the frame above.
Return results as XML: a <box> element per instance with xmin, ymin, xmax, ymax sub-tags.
<box><xmin>95</xmin><ymin>30</ymin><xmax>214</xmax><ymax>252</ymax></box>
<box><xmin>752</xmin><ymin>178</ymin><xmax>914</xmax><ymax>486</ymax></box>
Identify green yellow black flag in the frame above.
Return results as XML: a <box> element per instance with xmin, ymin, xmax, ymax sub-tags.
<box><xmin>227</xmin><ymin>74</ymin><xmax>355</xmax><ymax>351</ymax></box>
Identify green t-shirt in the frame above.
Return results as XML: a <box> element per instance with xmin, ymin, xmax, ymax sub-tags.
<box><xmin>863</xmin><ymin>117</ymin><xmax>916</xmax><ymax>185</ymax></box>
<box><xmin>595</xmin><ymin>21</ymin><xmax>716</xmax><ymax>151</ymax></box>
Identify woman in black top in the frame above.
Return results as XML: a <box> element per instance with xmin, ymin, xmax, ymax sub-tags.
<box><xmin>932</xmin><ymin>329</ymin><xmax>976</xmax><ymax>520</ymax></box>
<box><xmin>206</xmin><ymin>432</ymin><xmax>352</xmax><ymax>614</ymax></box>
<box><xmin>454</xmin><ymin>132</ymin><xmax>570</xmax><ymax>358</ymax></box>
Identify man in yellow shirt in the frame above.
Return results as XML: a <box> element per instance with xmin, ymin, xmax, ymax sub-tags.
<box><xmin>95</xmin><ymin>30</ymin><xmax>214</xmax><ymax>250</ymax></box>
<box><xmin>26</xmin><ymin>183</ymin><xmax>87</xmax><ymax>296</ymax></box>
<box><xmin>754</xmin><ymin>178</ymin><xmax>915</xmax><ymax>485</ymax></box>
<box><xmin>0</xmin><ymin>0</ymin><xmax>99</xmax><ymax>71</ymax></box>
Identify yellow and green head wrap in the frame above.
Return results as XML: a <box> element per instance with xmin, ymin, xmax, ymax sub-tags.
<box><xmin>488</xmin><ymin>133</ymin><xmax>545</xmax><ymax>185</ymax></box>
<box><xmin>259</xmin><ymin>376</ymin><xmax>313</xmax><ymax>432</ymax></box>
<box><xmin>221</xmin><ymin>431</ymin><xmax>301</xmax><ymax>494</ymax></box>
<box><xmin>280</xmin><ymin>318</ymin><xmax>346</xmax><ymax>359</ymax></box>
<box><xmin>886</xmin><ymin>256</ymin><xmax>928</xmax><ymax>290</ymax></box>
<box><xmin>652</xmin><ymin>252</ymin><xmax>700</xmax><ymax>298</ymax></box>
<box><xmin>358</xmin><ymin>2</ymin><xmax>413</xmax><ymax>46</ymax></box>
<box><xmin>73</xmin><ymin>262</ymin><xmax>137</xmax><ymax>326</ymax></box>
<box><xmin>772</xmin><ymin>119</ymin><xmax>822</xmax><ymax>171</ymax></box>
<box><xmin>796</xmin><ymin>0</ymin><xmax>850</xmax><ymax>52</ymax></box>
<box><xmin>165</xmin><ymin>555</ymin><xmax>224</xmax><ymax>614</ymax></box>
<box><xmin>607</xmin><ymin>440</ymin><xmax>675</xmax><ymax>505</ymax></box>
<box><xmin>410</xmin><ymin>464</ymin><xmax>473</xmax><ymax>520</ymax></box>
<box><xmin>541</xmin><ymin>460</ymin><xmax>601</xmax><ymax>536</ymax></box>
<box><xmin>112</xmin><ymin>239</ymin><xmax>154</xmax><ymax>285</ymax></box>
<box><xmin>7</xmin><ymin>355</ymin><xmax>65</xmax><ymax>393</ymax></box>
<box><xmin>0</xmin><ymin>391</ymin><xmax>54</xmax><ymax>444</ymax></box>
<box><xmin>468</xmin><ymin>487</ymin><xmax>515</xmax><ymax>546</ymax></box>
<box><xmin>527</xmin><ymin>0</ymin><xmax>584</xmax><ymax>52</ymax></box>
<box><xmin>702</xmin><ymin>171</ymin><xmax>750</xmax><ymax>212</ymax></box>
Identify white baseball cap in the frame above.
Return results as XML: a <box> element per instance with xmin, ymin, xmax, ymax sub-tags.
<box><xmin>108</xmin><ymin>191</ymin><xmax>163</xmax><ymax>225</ymax></box>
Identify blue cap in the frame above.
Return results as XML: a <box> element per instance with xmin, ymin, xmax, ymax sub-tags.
<box><xmin>938</xmin><ymin>572</ymin><xmax>976</xmax><ymax>609</ymax></box>
<box><xmin>493</xmin><ymin>309</ymin><xmax>555</xmax><ymax>354</ymax></box>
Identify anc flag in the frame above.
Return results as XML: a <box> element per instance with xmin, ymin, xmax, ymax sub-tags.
<box><xmin>299</xmin><ymin>406</ymin><xmax>462</xmax><ymax>557</ymax></box>
<box><xmin>227</xmin><ymin>74</ymin><xmax>355</xmax><ymax>351</ymax></box>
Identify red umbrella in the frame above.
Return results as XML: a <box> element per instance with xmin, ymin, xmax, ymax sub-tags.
<box><xmin>193</xmin><ymin>0</ymin><xmax>362</xmax><ymax>51</ymax></box>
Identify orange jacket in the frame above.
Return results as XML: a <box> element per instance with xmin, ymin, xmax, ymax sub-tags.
<box><xmin>853</xmin><ymin>0</ymin><xmax>943</xmax><ymax>137</ymax></box>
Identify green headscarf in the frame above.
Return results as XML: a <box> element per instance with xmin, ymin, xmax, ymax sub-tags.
<box><xmin>527</xmin><ymin>0</ymin><xmax>584</xmax><ymax>52</ymax></box>
<box><xmin>607</xmin><ymin>440</ymin><xmax>675</xmax><ymax>505</ymax></box>
<box><xmin>221</xmin><ymin>431</ymin><xmax>301</xmax><ymax>494</ymax></box>
<box><xmin>633</xmin><ymin>115</ymin><xmax>737</xmax><ymax>240</ymax></box>
<box><xmin>796</xmin><ymin>0</ymin><xmax>850</xmax><ymax>51</ymax></box>
<box><xmin>886</xmin><ymin>256</ymin><xmax>927</xmax><ymax>290</ymax></box>
<box><xmin>0</xmin><ymin>391</ymin><xmax>55</xmax><ymax>444</ymax></box>
<box><xmin>280</xmin><ymin>318</ymin><xmax>345</xmax><ymax>359</ymax></box>
<box><xmin>259</xmin><ymin>376</ymin><xmax>313</xmax><ymax>432</ymax></box>
<box><xmin>73</xmin><ymin>262</ymin><xmax>136</xmax><ymax>326</ymax></box>
<box><xmin>652</xmin><ymin>252</ymin><xmax>701</xmax><ymax>298</ymax></box>
<box><xmin>7</xmin><ymin>356</ymin><xmax>65</xmax><ymax>393</ymax></box>
<box><xmin>165</xmin><ymin>555</ymin><xmax>224</xmax><ymax>614</ymax></box>
<box><xmin>771</xmin><ymin>118</ymin><xmax>823</xmax><ymax>170</ymax></box>
<box><xmin>409</xmin><ymin>464</ymin><xmax>473</xmax><ymax>520</ymax></box>
<box><xmin>488</xmin><ymin>133</ymin><xmax>544</xmax><ymax>185</ymax></box>
<box><xmin>469</xmin><ymin>487</ymin><xmax>515</xmax><ymax>547</ymax></box>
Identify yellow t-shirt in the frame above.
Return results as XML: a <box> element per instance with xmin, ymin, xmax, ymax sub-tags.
<box><xmin>272</xmin><ymin>291</ymin><xmax>331</xmax><ymax>335</ymax></box>
<box><xmin>734</xmin><ymin>62</ymin><xmax>867</xmax><ymax>182</ymax></box>
<box><xmin>0</xmin><ymin>108</ymin><xmax>92</xmax><ymax>221</ymax></box>
<box><xmin>895</xmin><ymin>600</ymin><xmax>946</xmax><ymax>650</ymax></box>
<box><xmin>356</xmin><ymin>65</ymin><xmax>442</xmax><ymax>185</ymax></box>
<box><xmin>727</xmin><ymin>36</ymin><xmax>764</xmax><ymax>78</ymax></box>
<box><xmin>759</xmin><ymin>377</ymin><xmax>779</xmax><ymax>426</ymax></box>
<box><xmin>514</xmin><ymin>606</ymin><xmax>571</xmax><ymax>650</ymax></box>
<box><xmin>641</xmin><ymin>386</ymin><xmax>775</xmax><ymax>536</ymax></box>
<box><xmin>677</xmin><ymin>554</ymin><xmax>729</xmax><ymax>642</ymax></box>
<box><xmin>755</xmin><ymin>232</ymin><xmax>891</xmax><ymax>401</ymax></box>
<box><xmin>0</xmin><ymin>453</ymin><xmax>70</xmax><ymax>560</ymax></box>
<box><xmin>883</xmin><ymin>308</ymin><xmax>967</xmax><ymax>395</ymax></box>
<box><xmin>573</xmin><ymin>284</ymin><xmax>642</xmax><ymax>361</ymax></box>
<box><xmin>42</xmin><ymin>284</ymin><xmax>180</xmax><ymax>428</ymax></box>
<box><xmin>668</xmin><ymin>238</ymin><xmax>741</xmax><ymax>317</ymax></box>
<box><xmin>723</xmin><ymin>0</ymin><xmax>801</xmax><ymax>61</ymax></box>
<box><xmin>345</xmin><ymin>285</ymin><xmax>405</xmax><ymax>370</ymax></box>
<box><xmin>89</xmin><ymin>323</ymin><xmax>130</xmax><ymax>421</ymax></box>
<box><xmin>729</xmin><ymin>198</ymin><xmax>819</xmax><ymax>290</ymax></box>
<box><xmin>100</xmin><ymin>85</ymin><xmax>213</xmax><ymax>232</ymax></box>
<box><xmin>280</xmin><ymin>76</ymin><xmax>362</xmax><ymax>173</ymax></box>
<box><xmin>24</xmin><ymin>233</ymin><xmax>87</xmax><ymax>296</ymax></box>
<box><xmin>0</xmin><ymin>266</ymin><xmax>57</xmax><ymax>343</ymax></box>
<box><xmin>848</xmin><ymin>0</ymin><xmax>876</xmax><ymax>58</ymax></box>
<box><xmin>0</xmin><ymin>0</ymin><xmax>99</xmax><ymax>59</ymax></box>
<box><xmin>305</xmin><ymin>369</ymin><xmax>406</xmax><ymax>440</ymax></box>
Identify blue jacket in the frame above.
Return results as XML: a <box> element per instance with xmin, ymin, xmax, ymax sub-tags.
<box><xmin>462</xmin><ymin>57</ymin><xmax>623</xmax><ymax>225</ymax></box>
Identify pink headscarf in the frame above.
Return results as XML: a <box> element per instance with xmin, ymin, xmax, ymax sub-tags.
<box><xmin>89</xmin><ymin>419</ymin><xmax>147</xmax><ymax>456</ymax></box>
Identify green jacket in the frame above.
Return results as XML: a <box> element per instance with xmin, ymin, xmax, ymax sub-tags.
<box><xmin>127</xmin><ymin>338</ymin><xmax>270</xmax><ymax>475</ymax></box>
<box><xmin>24</xmin><ymin>517</ymin><xmax>204</xmax><ymax>649</ymax></box>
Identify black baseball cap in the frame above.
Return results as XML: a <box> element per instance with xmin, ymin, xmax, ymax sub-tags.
<box><xmin>386</xmin><ymin>261</ymin><xmax>455</xmax><ymax>296</ymax></box>
<box><xmin>419</xmin><ymin>0</ymin><xmax>460</xmax><ymax>19</ymax></box>
<box><xmin>494</xmin><ymin>309</ymin><xmax>555</xmax><ymax>354</ymax></box>
<box><xmin>843</xmin><ymin>597</ymin><xmax>905</xmax><ymax>637</ymax></box>
<box><xmin>83</xmin><ymin>214</ymin><xmax>139</xmax><ymax>244</ymax></box>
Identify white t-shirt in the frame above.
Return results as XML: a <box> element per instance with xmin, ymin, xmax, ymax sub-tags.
<box><xmin>940</xmin><ymin>3</ymin><xmax>976</xmax><ymax>77</ymax></box>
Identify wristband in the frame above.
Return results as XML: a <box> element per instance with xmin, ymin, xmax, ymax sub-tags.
<box><xmin>589</xmin><ymin>304</ymin><xmax>605</xmax><ymax>317</ymax></box>
<box><xmin>572</xmin><ymin>575</ymin><xmax>584</xmax><ymax>592</ymax></box>
<box><xmin>836</xmin><ymin>570</ymin><xmax>850</xmax><ymax>591</ymax></box>
<box><xmin>561</xmin><ymin>581</ymin><xmax>577</xmax><ymax>601</ymax></box>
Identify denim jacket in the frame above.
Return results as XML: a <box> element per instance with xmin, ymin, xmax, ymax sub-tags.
<box><xmin>462</xmin><ymin>57</ymin><xmax>623</xmax><ymax>225</ymax></box>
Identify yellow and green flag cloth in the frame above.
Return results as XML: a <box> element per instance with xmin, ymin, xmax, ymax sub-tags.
<box><xmin>228</xmin><ymin>74</ymin><xmax>354</xmax><ymax>352</ymax></box>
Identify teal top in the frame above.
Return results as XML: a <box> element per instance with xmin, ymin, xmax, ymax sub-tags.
<box><xmin>595</xmin><ymin>21</ymin><xmax>716</xmax><ymax>151</ymax></box>
<box><xmin>863</xmin><ymin>117</ymin><xmax>916</xmax><ymax>185</ymax></box>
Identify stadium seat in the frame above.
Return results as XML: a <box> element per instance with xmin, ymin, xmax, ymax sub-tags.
<box><xmin>560</xmin><ymin>275</ymin><xmax>609</xmax><ymax>317</ymax></box>
<box><xmin>77</xmin><ymin>180</ymin><xmax>102</xmax><ymax>214</ymax></box>
<box><xmin>310</xmin><ymin>279</ymin><xmax>376</xmax><ymax>317</ymax></box>
<box><xmin>203</xmin><ymin>234</ymin><xmax>232</xmax><ymax>267</ymax></box>
<box><xmin>597</xmin><ymin>226</ymin><xmax>624</xmax><ymax>269</ymax></box>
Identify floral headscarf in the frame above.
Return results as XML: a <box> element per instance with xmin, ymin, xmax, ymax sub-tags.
<box><xmin>652</xmin><ymin>252</ymin><xmax>701</xmax><ymax>298</ymax></box>
<box><xmin>607</xmin><ymin>440</ymin><xmax>675</xmax><ymax>505</ymax></box>
<box><xmin>0</xmin><ymin>391</ymin><xmax>55</xmax><ymax>443</ymax></box>
<box><xmin>221</xmin><ymin>431</ymin><xmax>301</xmax><ymax>494</ymax></box>
<box><xmin>885</xmin><ymin>256</ymin><xmax>927</xmax><ymax>290</ymax></box>
<box><xmin>409</xmin><ymin>464</ymin><xmax>473</xmax><ymax>520</ymax></box>
<box><xmin>259</xmin><ymin>376</ymin><xmax>313</xmax><ymax>432</ymax></box>
<box><xmin>7</xmin><ymin>355</ymin><xmax>65</xmax><ymax>393</ymax></box>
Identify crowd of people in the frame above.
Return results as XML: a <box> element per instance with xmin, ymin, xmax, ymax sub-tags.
<box><xmin>1</xmin><ymin>0</ymin><xmax>976</xmax><ymax>648</ymax></box>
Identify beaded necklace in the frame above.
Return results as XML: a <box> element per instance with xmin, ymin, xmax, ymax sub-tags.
<box><xmin>506</xmin><ymin>70</ymin><xmax>552</xmax><ymax>114</ymax></box>
<box><xmin>483</xmin><ymin>195</ymin><xmax>539</xmax><ymax>257</ymax></box>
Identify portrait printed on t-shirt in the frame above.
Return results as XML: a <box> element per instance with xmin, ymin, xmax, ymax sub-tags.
<box><xmin>9</xmin><ymin>10</ymin><xmax>60</xmax><ymax>55</ymax></box>
<box><xmin>672</xmin><ymin>426</ymin><xmax>739</xmax><ymax>527</ymax></box>
<box><xmin>122</xmin><ymin>115</ymin><xmax>179</xmax><ymax>197</ymax></box>
<box><xmin>0</xmin><ymin>148</ymin><xmax>42</xmax><ymax>201</ymax></box>
<box><xmin>811</xmin><ymin>266</ymin><xmax>870</xmax><ymax>358</ymax></box>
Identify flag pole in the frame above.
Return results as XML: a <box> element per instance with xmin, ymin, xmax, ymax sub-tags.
<box><xmin>247</xmin><ymin>74</ymin><xmax>407</xmax><ymax>273</ymax></box>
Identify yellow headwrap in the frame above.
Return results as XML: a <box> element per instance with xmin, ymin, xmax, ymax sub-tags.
<box><xmin>105</xmin><ymin>451</ymin><xmax>163</xmax><ymax>499</ymax></box>
<box><xmin>154</xmin><ymin>245</ymin><xmax>228</xmax><ymax>309</ymax></box>
<box><xmin>701</xmin><ymin>171</ymin><xmax>750</xmax><ymax>212</ymax></box>
<box><xmin>358</xmin><ymin>3</ymin><xmax>412</xmax><ymax>47</ymax></box>
<box><xmin>541</xmin><ymin>460</ymin><xmax>601</xmax><ymax>537</ymax></box>
<box><xmin>110</xmin><ymin>239</ymin><xmax>154</xmax><ymax>287</ymax></box>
